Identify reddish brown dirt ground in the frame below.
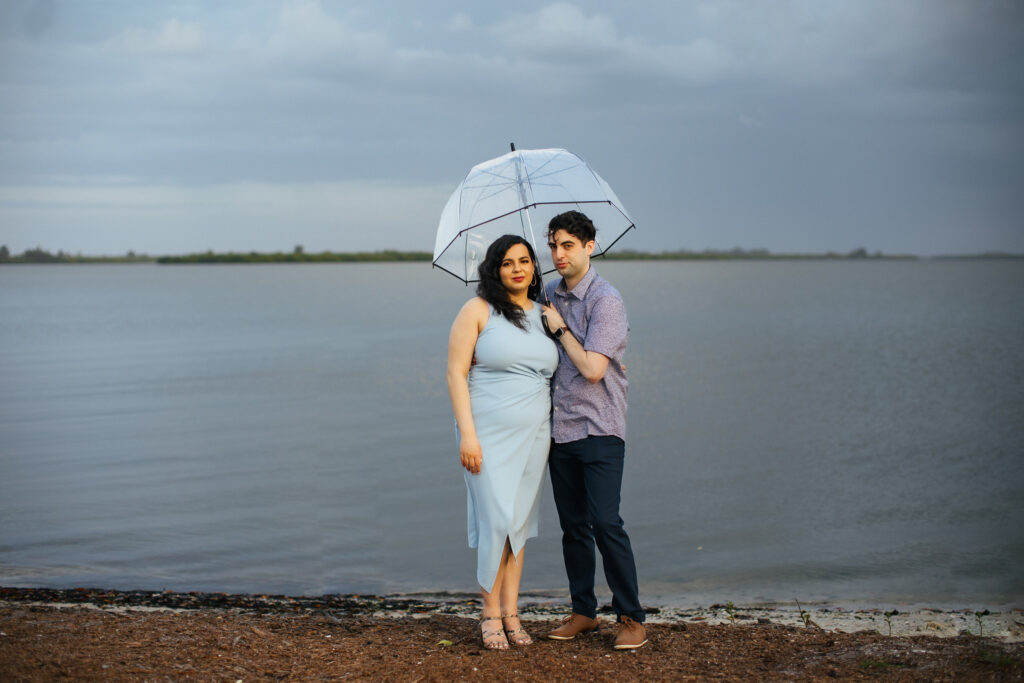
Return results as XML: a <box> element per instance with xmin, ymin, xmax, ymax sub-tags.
<box><xmin>2</xmin><ymin>603</ymin><xmax>1022</xmax><ymax>681</ymax></box>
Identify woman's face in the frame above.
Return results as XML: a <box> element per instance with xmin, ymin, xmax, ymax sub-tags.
<box><xmin>499</xmin><ymin>242</ymin><xmax>534</xmax><ymax>296</ymax></box>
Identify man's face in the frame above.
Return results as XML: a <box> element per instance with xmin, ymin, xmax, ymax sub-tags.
<box><xmin>548</xmin><ymin>229</ymin><xmax>594</xmax><ymax>282</ymax></box>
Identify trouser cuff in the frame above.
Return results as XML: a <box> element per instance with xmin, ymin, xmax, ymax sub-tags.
<box><xmin>571</xmin><ymin>601</ymin><xmax>597</xmax><ymax>620</ymax></box>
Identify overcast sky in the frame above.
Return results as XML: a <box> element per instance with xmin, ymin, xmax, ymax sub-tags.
<box><xmin>1</xmin><ymin>0</ymin><xmax>1022</xmax><ymax>256</ymax></box>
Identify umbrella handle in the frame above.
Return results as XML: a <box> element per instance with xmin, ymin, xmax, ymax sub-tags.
<box><xmin>540</xmin><ymin>311</ymin><xmax>563</xmax><ymax>341</ymax></box>
<box><xmin>539</xmin><ymin>279</ymin><xmax>561</xmax><ymax>341</ymax></box>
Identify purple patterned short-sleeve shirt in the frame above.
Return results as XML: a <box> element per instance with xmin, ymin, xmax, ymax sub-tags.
<box><xmin>545</xmin><ymin>267</ymin><xmax>629</xmax><ymax>443</ymax></box>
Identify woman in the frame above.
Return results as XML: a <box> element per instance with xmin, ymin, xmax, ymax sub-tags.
<box><xmin>446</xmin><ymin>234</ymin><xmax>558</xmax><ymax>650</ymax></box>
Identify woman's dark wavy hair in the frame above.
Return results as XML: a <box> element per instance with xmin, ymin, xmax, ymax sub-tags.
<box><xmin>476</xmin><ymin>234</ymin><xmax>542</xmax><ymax>330</ymax></box>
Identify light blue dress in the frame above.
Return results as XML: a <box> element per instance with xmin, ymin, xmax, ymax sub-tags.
<box><xmin>462</xmin><ymin>303</ymin><xmax>558</xmax><ymax>592</ymax></box>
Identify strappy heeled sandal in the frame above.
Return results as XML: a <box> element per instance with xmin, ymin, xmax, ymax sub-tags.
<box><xmin>501</xmin><ymin>613</ymin><xmax>533</xmax><ymax>646</ymax></box>
<box><xmin>480</xmin><ymin>616</ymin><xmax>509</xmax><ymax>650</ymax></box>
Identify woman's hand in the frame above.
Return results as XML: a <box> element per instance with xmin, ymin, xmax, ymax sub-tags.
<box><xmin>460</xmin><ymin>435</ymin><xmax>483</xmax><ymax>475</ymax></box>
<box><xmin>541</xmin><ymin>304</ymin><xmax>566</xmax><ymax>334</ymax></box>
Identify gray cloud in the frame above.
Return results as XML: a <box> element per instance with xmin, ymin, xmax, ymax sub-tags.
<box><xmin>104</xmin><ymin>19</ymin><xmax>208</xmax><ymax>56</ymax></box>
<box><xmin>22</xmin><ymin>0</ymin><xmax>55</xmax><ymax>37</ymax></box>
<box><xmin>1</xmin><ymin>0</ymin><xmax>1021</xmax><ymax>256</ymax></box>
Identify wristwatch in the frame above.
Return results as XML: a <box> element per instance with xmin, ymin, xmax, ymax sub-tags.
<box><xmin>553</xmin><ymin>325</ymin><xmax>568</xmax><ymax>339</ymax></box>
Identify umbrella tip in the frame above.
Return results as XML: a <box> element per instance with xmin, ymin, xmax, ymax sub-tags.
<box><xmin>510</xmin><ymin>142</ymin><xmax>516</xmax><ymax>152</ymax></box>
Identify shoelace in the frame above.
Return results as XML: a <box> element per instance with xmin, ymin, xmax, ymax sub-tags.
<box><xmin>619</xmin><ymin>616</ymin><xmax>641</xmax><ymax>631</ymax></box>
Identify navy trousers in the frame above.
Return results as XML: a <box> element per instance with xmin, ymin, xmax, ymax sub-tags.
<box><xmin>548</xmin><ymin>435</ymin><xmax>643</xmax><ymax>623</ymax></box>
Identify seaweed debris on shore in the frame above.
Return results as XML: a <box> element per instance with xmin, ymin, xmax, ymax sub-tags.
<box><xmin>2</xmin><ymin>587</ymin><xmax>1023</xmax><ymax>682</ymax></box>
<box><xmin>0</xmin><ymin>586</ymin><xmax>478</xmax><ymax>616</ymax></box>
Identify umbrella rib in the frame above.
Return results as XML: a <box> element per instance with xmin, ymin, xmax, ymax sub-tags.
<box><xmin>464</xmin><ymin>156</ymin><xmax>581</xmax><ymax>200</ymax></box>
<box><xmin>449</xmin><ymin>200</ymin><xmax>615</xmax><ymax>236</ymax></box>
<box><xmin>527</xmin><ymin>162</ymin><xmax>582</xmax><ymax>183</ymax></box>
<box><xmin>594</xmin><ymin>223</ymin><xmax>636</xmax><ymax>256</ymax></box>
<box><xmin>431</xmin><ymin>260</ymin><xmax>471</xmax><ymax>284</ymax></box>
<box><xmin>461</xmin><ymin>157</ymin><xmax>589</xmax><ymax>205</ymax></box>
<box><xmin>465</xmin><ymin>177</ymin><xmax>521</xmax><ymax>205</ymax></box>
<box><xmin>465</xmin><ymin>168</ymin><xmax>519</xmax><ymax>188</ymax></box>
<box><xmin>434</xmin><ymin>232</ymin><xmax>463</xmax><ymax>264</ymax></box>
<box><xmin>527</xmin><ymin>152</ymin><xmax>574</xmax><ymax>178</ymax></box>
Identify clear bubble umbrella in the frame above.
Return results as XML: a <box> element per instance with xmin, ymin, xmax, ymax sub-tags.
<box><xmin>432</xmin><ymin>145</ymin><xmax>635</xmax><ymax>286</ymax></box>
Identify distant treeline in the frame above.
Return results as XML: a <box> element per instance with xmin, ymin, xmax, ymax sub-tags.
<box><xmin>0</xmin><ymin>245</ymin><xmax>432</xmax><ymax>264</ymax></box>
<box><xmin>155</xmin><ymin>248</ymin><xmax>432</xmax><ymax>264</ymax></box>
<box><xmin>2</xmin><ymin>244</ymin><xmax>1022</xmax><ymax>264</ymax></box>
<box><xmin>606</xmin><ymin>248</ymin><xmax>1023</xmax><ymax>260</ymax></box>
<box><xmin>600</xmin><ymin>247</ymin><xmax>920</xmax><ymax>260</ymax></box>
<box><xmin>0</xmin><ymin>246</ymin><xmax>152</xmax><ymax>263</ymax></box>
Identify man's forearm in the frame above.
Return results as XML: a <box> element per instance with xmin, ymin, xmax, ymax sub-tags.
<box><xmin>557</xmin><ymin>329</ymin><xmax>610</xmax><ymax>383</ymax></box>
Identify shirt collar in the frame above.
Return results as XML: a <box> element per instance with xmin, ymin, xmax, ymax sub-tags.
<box><xmin>556</xmin><ymin>265</ymin><xmax>598</xmax><ymax>301</ymax></box>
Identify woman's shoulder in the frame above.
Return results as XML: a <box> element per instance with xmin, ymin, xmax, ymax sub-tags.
<box><xmin>455</xmin><ymin>296</ymin><xmax>491</xmax><ymax>326</ymax></box>
<box><xmin>461</xmin><ymin>296</ymin><xmax>490</xmax><ymax>314</ymax></box>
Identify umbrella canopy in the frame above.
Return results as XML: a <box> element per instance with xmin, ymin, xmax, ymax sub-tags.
<box><xmin>433</xmin><ymin>147</ymin><xmax>635</xmax><ymax>283</ymax></box>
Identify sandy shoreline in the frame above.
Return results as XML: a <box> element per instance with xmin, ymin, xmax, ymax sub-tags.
<box><xmin>3</xmin><ymin>586</ymin><xmax>1022</xmax><ymax>641</ymax></box>
<box><xmin>2</xmin><ymin>587</ymin><xmax>1023</xmax><ymax>681</ymax></box>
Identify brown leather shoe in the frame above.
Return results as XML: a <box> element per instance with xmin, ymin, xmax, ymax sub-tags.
<box><xmin>547</xmin><ymin>613</ymin><xmax>600</xmax><ymax>640</ymax></box>
<box><xmin>613</xmin><ymin>616</ymin><xmax>648</xmax><ymax>650</ymax></box>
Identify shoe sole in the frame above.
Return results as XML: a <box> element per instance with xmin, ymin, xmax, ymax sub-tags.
<box><xmin>613</xmin><ymin>638</ymin><xmax>649</xmax><ymax>650</ymax></box>
<box><xmin>547</xmin><ymin>629</ymin><xmax>599</xmax><ymax>641</ymax></box>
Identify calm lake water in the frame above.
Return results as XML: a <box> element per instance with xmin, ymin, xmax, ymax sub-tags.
<box><xmin>1</xmin><ymin>260</ymin><xmax>1022</xmax><ymax>608</ymax></box>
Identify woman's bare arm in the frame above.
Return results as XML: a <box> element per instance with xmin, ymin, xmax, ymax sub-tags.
<box><xmin>446</xmin><ymin>297</ymin><xmax>488</xmax><ymax>474</ymax></box>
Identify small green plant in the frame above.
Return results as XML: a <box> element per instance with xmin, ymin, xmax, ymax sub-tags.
<box><xmin>794</xmin><ymin>598</ymin><xmax>811</xmax><ymax>628</ymax></box>
<box><xmin>974</xmin><ymin>609</ymin><xmax>990</xmax><ymax>638</ymax></box>
<box><xmin>884</xmin><ymin>610</ymin><xmax>899</xmax><ymax>636</ymax></box>
<box><xmin>725</xmin><ymin>601</ymin><xmax>736</xmax><ymax>624</ymax></box>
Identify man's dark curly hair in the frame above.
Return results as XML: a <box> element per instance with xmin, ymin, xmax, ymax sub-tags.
<box><xmin>547</xmin><ymin>210</ymin><xmax>596</xmax><ymax>244</ymax></box>
<box><xmin>476</xmin><ymin>234</ymin><xmax>542</xmax><ymax>330</ymax></box>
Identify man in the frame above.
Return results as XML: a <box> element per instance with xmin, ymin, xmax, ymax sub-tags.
<box><xmin>540</xmin><ymin>210</ymin><xmax>647</xmax><ymax>650</ymax></box>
